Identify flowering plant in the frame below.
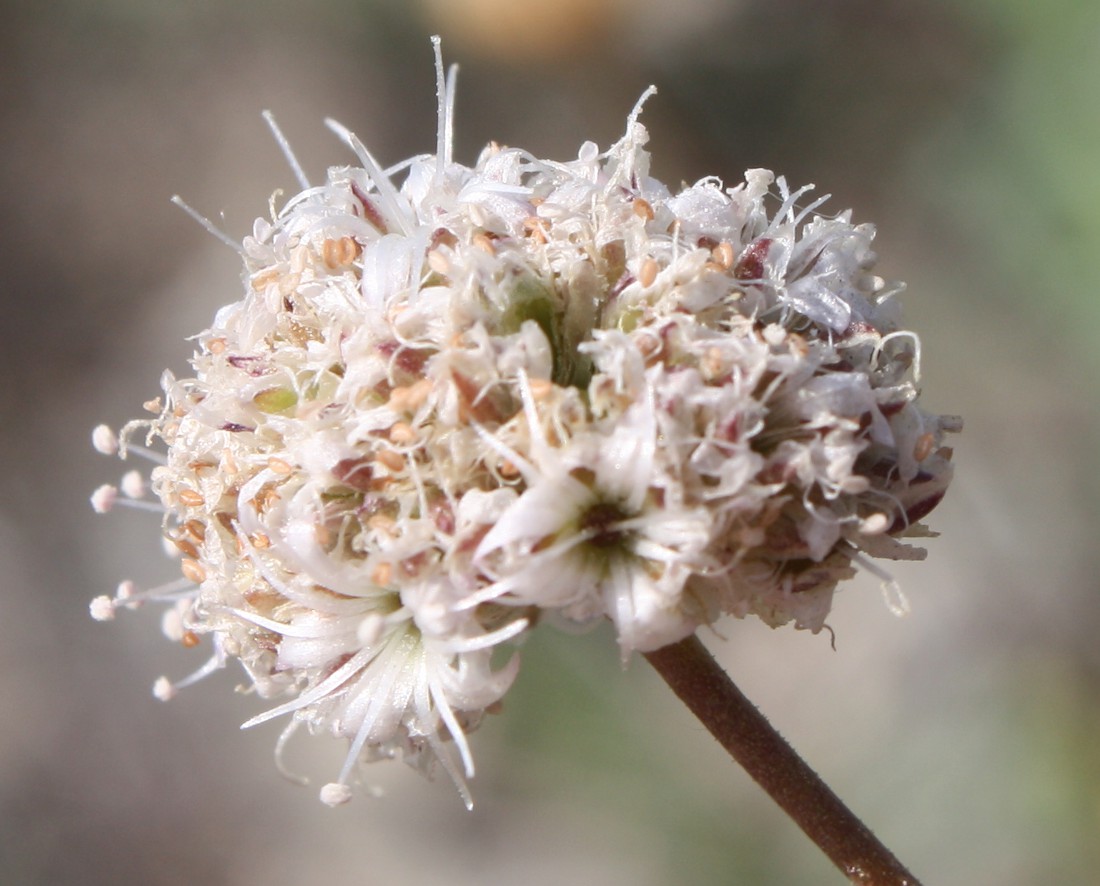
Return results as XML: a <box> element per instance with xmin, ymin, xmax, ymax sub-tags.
<box><xmin>92</xmin><ymin>38</ymin><xmax>956</xmax><ymax>882</ymax></box>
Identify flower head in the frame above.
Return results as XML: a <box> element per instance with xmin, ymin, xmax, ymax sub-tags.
<box><xmin>92</xmin><ymin>38</ymin><xmax>959</xmax><ymax>805</ymax></box>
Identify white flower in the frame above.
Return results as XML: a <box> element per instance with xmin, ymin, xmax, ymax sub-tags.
<box><xmin>91</xmin><ymin>37</ymin><xmax>959</xmax><ymax>805</ymax></box>
<box><xmin>470</xmin><ymin>373</ymin><xmax>714</xmax><ymax>654</ymax></box>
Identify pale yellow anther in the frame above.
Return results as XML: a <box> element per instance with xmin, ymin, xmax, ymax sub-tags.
<box><xmin>712</xmin><ymin>241</ymin><xmax>735</xmax><ymax>270</ymax></box>
<box><xmin>913</xmin><ymin>432</ymin><xmax>936</xmax><ymax>463</ymax></box>
<box><xmin>427</xmin><ymin>249</ymin><xmax>450</xmax><ymax>275</ymax></box>
<box><xmin>367</xmin><ymin>514</ymin><xmax>396</xmax><ymax>533</ymax></box>
<box><xmin>701</xmin><ymin>346</ymin><xmax>725</xmax><ymax>378</ymax></box>
<box><xmin>322</xmin><ymin>236</ymin><xmax>362</xmax><ymax>269</ymax></box>
<box><xmin>473</xmin><ymin>231</ymin><xmax>496</xmax><ymax>255</ymax></box>
<box><xmin>173</xmin><ymin>537</ymin><xmax>199</xmax><ymax>559</ymax></box>
<box><xmin>388</xmin><ymin>379</ymin><xmax>432</xmax><ymax>414</ymax></box>
<box><xmin>376</xmin><ymin>449</ymin><xmax>404</xmax><ymax>472</ymax></box>
<box><xmin>371</xmin><ymin>561</ymin><xmax>393</xmax><ymax>586</ymax></box>
<box><xmin>632</xmin><ymin>197</ymin><xmax>655</xmax><ymax>221</ymax></box>
<box><xmin>638</xmin><ymin>257</ymin><xmax>658</xmax><ymax>288</ymax></box>
<box><xmin>636</xmin><ymin>334</ymin><xmax>661</xmax><ymax>358</ymax></box>
<box><xmin>221</xmin><ymin>448</ymin><xmax>238</xmax><ymax>475</ymax></box>
<box><xmin>527</xmin><ymin>377</ymin><xmax>554</xmax><ymax>400</ymax></box>
<box><xmin>181</xmin><ymin>558</ymin><xmax>206</xmax><ymax>584</ymax></box>
<box><xmin>523</xmin><ymin>217</ymin><xmax>548</xmax><ymax>243</ymax></box>
<box><xmin>267</xmin><ymin>457</ymin><xmax>293</xmax><ymax>475</ymax></box>
<box><xmin>389</xmin><ymin>422</ymin><xmax>417</xmax><ymax>444</ymax></box>
<box><xmin>178</xmin><ymin>489</ymin><xmax>204</xmax><ymax>507</ymax></box>
<box><xmin>250</xmin><ymin>268</ymin><xmax>281</xmax><ymax>291</ymax></box>
<box><xmin>278</xmin><ymin>272</ymin><xmax>302</xmax><ymax>298</ymax></box>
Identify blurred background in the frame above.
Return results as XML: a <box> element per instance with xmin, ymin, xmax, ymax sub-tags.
<box><xmin>2</xmin><ymin>1</ymin><xmax>1098</xmax><ymax>883</ymax></box>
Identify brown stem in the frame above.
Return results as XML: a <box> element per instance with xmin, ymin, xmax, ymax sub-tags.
<box><xmin>644</xmin><ymin>634</ymin><xmax>920</xmax><ymax>885</ymax></box>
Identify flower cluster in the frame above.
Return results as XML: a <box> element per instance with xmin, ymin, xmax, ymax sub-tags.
<box><xmin>91</xmin><ymin>43</ymin><xmax>958</xmax><ymax>806</ymax></box>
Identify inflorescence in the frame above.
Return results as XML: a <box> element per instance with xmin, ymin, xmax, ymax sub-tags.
<box><xmin>91</xmin><ymin>39</ymin><xmax>959</xmax><ymax>807</ymax></box>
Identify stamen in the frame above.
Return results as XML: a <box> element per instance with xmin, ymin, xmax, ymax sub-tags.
<box><xmin>117</xmin><ymin>422</ymin><xmax>168</xmax><ymax>465</ymax></box>
<box><xmin>90</xmin><ymin>483</ymin><xmax>163</xmax><ymax>514</ymax></box>
<box><xmin>120</xmin><ymin>470</ymin><xmax>147</xmax><ymax>499</ymax></box>
<box><xmin>320</xmin><ymin>782</ymin><xmax>353</xmax><ymax>806</ymax></box>
<box><xmin>274</xmin><ymin>718</ymin><xmax>310</xmax><ymax>787</ymax></box>
<box><xmin>418</xmin><ymin>675</ymin><xmax>473</xmax><ymax>809</ymax></box>
<box><xmin>90</xmin><ymin>576</ymin><xmax>198</xmax><ymax>625</ymax></box>
<box><xmin>106</xmin><ymin>576</ymin><xmax>195</xmax><ymax>609</ymax></box>
<box><xmin>241</xmin><ymin>648</ymin><xmax>372</xmax><ymax>729</ymax></box>
<box><xmin>327</xmin><ymin>631</ymin><xmax>417</xmax><ymax>803</ymax></box>
<box><xmin>156</xmin><ymin>643</ymin><xmax>229</xmax><ymax>699</ymax></box>
<box><xmin>262</xmin><ymin>110</ymin><xmax>311</xmax><ymax>191</ymax></box>
<box><xmin>170</xmin><ymin>196</ymin><xmax>243</xmax><ymax>252</ymax></box>
<box><xmin>470</xmin><ymin>421</ymin><xmax>537</xmax><ymax>485</ymax></box>
<box><xmin>92</xmin><ymin>424</ymin><xmax>119</xmax><ymax>455</ymax></box>
<box><xmin>90</xmin><ymin>484</ymin><xmax>117</xmax><ymax>514</ymax></box>
<box><xmin>89</xmin><ymin>596</ymin><xmax>117</xmax><ymax>621</ymax></box>
<box><xmin>843</xmin><ymin>547</ymin><xmax>911</xmax><ymax>617</ymax></box>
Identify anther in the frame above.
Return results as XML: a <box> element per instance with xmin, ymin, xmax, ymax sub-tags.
<box><xmin>267</xmin><ymin>457</ymin><xmax>293</xmax><ymax>475</ymax></box>
<box><xmin>376</xmin><ymin>449</ymin><xmax>404</xmax><ymax>472</ymax></box>
<box><xmin>181</xmin><ymin>559</ymin><xmax>206</xmax><ymax>584</ymax></box>
<box><xmin>371</xmin><ymin>562</ymin><xmax>393</xmax><ymax>586</ymax></box>
<box><xmin>89</xmin><ymin>596</ymin><xmax>116</xmax><ymax>621</ymax></box>
<box><xmin>178</xmin><ymin>488</ymin><xmax>204</xmax><ymax>507</ymax></box>
<box><xmin>913</xmin><ymin>432</ymin><xmax>935</xmax><ymax>463</ymax></box>
<box><xmin>120</xmin><ymin>470</ymin><xmax>146</xmax><ymax>499</ymax></box>
<box><xmin>712</xmin><ymin>241</ymin><xmax>735</xmax><ymax>270</ymax></box>
<box><xmin>90</xmin><ymin>485</ymin><xmax>118</xmax><ymax>513</ymax></box>
<box><xmin>92</xmin><ymin>425</ymin><xmax>119</xmax><ymax>455</ymax></box>
<box><xmin>320</xmin><ymin>782</ymin><xmax>353</xmax><ymax>806</ymax></box>
<box><xmin>152</xmin><ymin>677</ymin><xmax>176</xmax><ymax>701</ymax></box>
